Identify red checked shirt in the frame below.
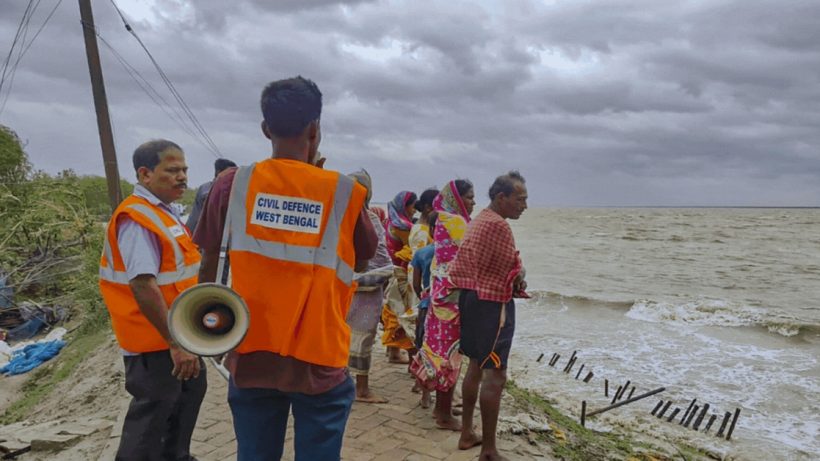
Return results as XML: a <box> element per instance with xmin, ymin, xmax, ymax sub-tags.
<box><xmin>449</xmin><ymin>208</ymin><xmax>522</xmax><ymax>303</ymax></box>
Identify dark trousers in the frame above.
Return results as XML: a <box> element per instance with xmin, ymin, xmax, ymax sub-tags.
<box><xmin>228</xmin><ymin>376</ymin><xmax>355</xmax><ymax>461</ymax></box>
<box><xmin>116</xmin><ymin>350</ymin><xmax>207</xmax><ymax>461</ymax></box>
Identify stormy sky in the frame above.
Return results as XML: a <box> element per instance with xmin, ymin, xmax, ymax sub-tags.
<box><xmin>1</xmin><ymin>0</ymin><xmax>818</xmax><ymax>206</ymax></box>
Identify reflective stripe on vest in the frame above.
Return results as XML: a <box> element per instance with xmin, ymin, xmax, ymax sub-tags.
<box><xmin>99</xmin><ymin>204</ymin><xmax>200</xmax><ymax>285</ymax></box>
<box><xmin>227</xmin><ymin>164</ymin><xmax>356</xmax><ymax>285</ymax></box>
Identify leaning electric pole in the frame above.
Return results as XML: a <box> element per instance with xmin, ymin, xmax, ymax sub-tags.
<box><xmin>78</xmin><ymin>0</ymin><xmax>122</xmax><ymax>212</ymax></box>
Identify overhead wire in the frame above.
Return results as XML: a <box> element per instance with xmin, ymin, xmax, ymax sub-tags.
<box><xmin>107</xmin><ymin>0</ymin><xmax>222</xmax><ymax>158</ymax></box>
<box><xmin>0</xmin><ymin>0</ymin><xmax>35</xmax><ymax>95</ymax></box>
<box><xmin>92</xmin><ymin>28</ymin><xmax>225</xmax><ymax>158</ymax></box>
<box><xmin>0</xmin><ymin>0</ymin><xmax>39</xmax><ymax>116</ymax></box>
<box><xmin>1</xmin><ymin>0</ymin><xmax>65</xmax><ymax>117</ymax></box>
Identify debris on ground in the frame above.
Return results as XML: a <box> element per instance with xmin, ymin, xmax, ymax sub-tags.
<box><xmin>0</xmin><ymin>328</ymin><xmax>67</xmax><ymax>375</ymax></box>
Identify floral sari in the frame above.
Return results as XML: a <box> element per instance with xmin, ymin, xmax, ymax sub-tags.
<box><xmin>381</xmin><ymin>191</ymin><xmax>417</xmax><ymax>349</ymax></box>
<box><xmin>411</xmin><ymin>181</ymin><xmax>471</xmax><ymax>391</ymax></box>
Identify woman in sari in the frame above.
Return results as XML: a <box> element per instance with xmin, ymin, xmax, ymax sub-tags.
<box><xmin>346</xmin><ymin>170</ymin><xmax>394</xmax><ymax>402</ymax></box>
<box><xmin>410</xmin><ymin>179</ymin><xmax>476</xmax><ymax>431</ymax></box>
<box><xmin>381</xmin><ymin>191</ymin><xmax>418</xmax><ymax>363</ymax></box>
<box><xmin>408</xmin><ymin>188</ymin><xmax>439</xmax><ymax>253</ymax></box>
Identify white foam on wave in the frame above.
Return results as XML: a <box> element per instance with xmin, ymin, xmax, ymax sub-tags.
<box><xmin>625</xmin><ymin>298</ymin><xmax>809</xmax><ymax>337</ymax></box>
<box><xmin>511</xmin><ymin>302</ymin><xmax>820</xmax><ymax>460</ymax></box>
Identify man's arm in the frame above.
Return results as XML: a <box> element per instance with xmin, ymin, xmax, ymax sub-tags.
<box><xmin>353</xmin><ymin>208</ymin><xmax>378</xmax><ymax>272</ymax></box>
<box><xmin>412</xmin><ymin>261</ymin><xmax>423</xmax><ymax>298</ymax></box>
<box><xmin>117</xmin><ymin>217</ymin><xmax>200</xmax><ymax>380</ymax></box>
<box><xmin>129</xmin><ymin>275</ymin><xmax>200</xmax><ymax>380</ymax></box>
<box><xmin>194</xmin><ymin>169</ymin><xmax>236</xmax><ymax>283</ymax></box>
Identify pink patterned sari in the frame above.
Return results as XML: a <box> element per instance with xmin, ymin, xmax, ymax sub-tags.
<box><xmin>411</xmin><ymin>181</ymin><xmax>471</xmax><ymax>391</ymax></box>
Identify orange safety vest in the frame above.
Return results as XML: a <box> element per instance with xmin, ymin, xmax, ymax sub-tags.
<box><xmin>226</xmin><ymin>158</ymin><xmax>366</xmax><ymax>367</ymax></box>
<box><xmin>99</xmin><ymin>195</ymin><xmax>201</xmax><ymax>353</ymax></box>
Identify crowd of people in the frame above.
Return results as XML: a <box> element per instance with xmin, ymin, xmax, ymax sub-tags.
<box><xmin>99</xmin><ymin>76</ymin><xmax>529</xmax><ymax>461</ymax></box>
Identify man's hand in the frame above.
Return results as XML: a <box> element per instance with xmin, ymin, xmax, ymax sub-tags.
<box><xmin>170</xmin><ymin>344</ymin><xmax>201</xmax><ymax>380</ymax></box>
<box><xmin>513</xmin><ymin>272</ymin><xmax>527</xmax><ymax>292</ymax></box>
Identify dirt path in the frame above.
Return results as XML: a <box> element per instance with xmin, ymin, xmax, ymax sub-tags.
<box><xmin>2</xmin><ymin>334</ymin><xmax>555</xmax><ymax>460</ymax></box>
<box><xmin>96</xmin><ymin>342</ymin><xmax>555</xmax><ymax>460</ymax></box>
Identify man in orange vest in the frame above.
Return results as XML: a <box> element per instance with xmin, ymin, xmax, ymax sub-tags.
<box><xmin>99</xmin><ymin>139</ymin><xmax>206</xmax><ymax>461</ymax></box>
<box><xmin>194</xmin><ymin>76</ymin><xmax>377</xmax><ymax>460</ymax></box>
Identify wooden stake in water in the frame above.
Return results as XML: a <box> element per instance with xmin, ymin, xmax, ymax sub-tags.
<box><xmin>586</xmin><ymin>387</ymin><xmax>666</xmax><ymax>418</ymax></box>
<box><xmin>716</xmin><ymin>411</ymin><xmax>732</xmax><ymax>437</ymax></box>
<box><xmin>536</xmin><ymin>353</ymin><xmax>544</xmax><ymax>363</ymax></box>
<box><xmin>657</xmin><ymin>400</ymin><xmax>672</xmax><ymax>418</ymax></box>
<box><xmin>666</xmin><ymin>408</ymin><xmax>681</xmax><ymax>422</ymax></box>
<box><xmin>565</xmin><ymin>357</ymin><xmax>577</xmax><ymax>374</ymax></box>
<box><xmin>651</xmin><ymin>400</ymin><xmax>664</xmax><ymax>416</ymax></box>
<box><xmin>680</xmin><ymin>399</ymin><xmax>697</xmax><ymax>425</ymax></box>
<box><xmin>611</xmin><ymin>386</ymin><xmax>622</xmax><ymax>404</ymax></box>
<box><xmin>703</xmin><ymin>414</ymin><xmax>717</xmax><ymax>434</ymax></box>
<box><xmin>583</xmin><ymin>371</ymin><xmax>594</xmax><ymax>383</ymax></box>
<box><xmin>627</xmin><ymin>387</ymin><xmax>636</xmax><ymax>400</ymax></box>
<box><xmin>693</xmin><ymin>404</ymin><xmax>710</xmax><ymax>430</ymax></box>
<box><xmin>617</xmin><ymin>381</ymin><xmax>631</xmax><ymax>401</ymax></box>
<box><xmin>725</xmin><ymin>408</ymin><xmax>742</xmax><ymax>441</ymax></box>
<box><xmin>581</xmin><ymin>400</ymin><xmax>587</xmax><ymax>427</ymax></box>
<box><xmin>684</xmin><ymin>405</ymin><xmax>700</xmax><ymax>428</ymax></box>
<box><xmin>550</xmin><ymin>354</ymin><xmax>561</xmax><ymax>367</ymax></box>
<box><xmin>604</xmin><ymin>379</ymin><xmax>609</xmax><ymax>397</ymax></box>
<box><xmin>575</xmin><ymin>364</ymin><xmax>585</xmax><ymax>380</ymax></box>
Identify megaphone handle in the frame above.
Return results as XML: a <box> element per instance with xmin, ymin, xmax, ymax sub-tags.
<box><xmin>209</xmin><ymin>356</ymin><xmax>230</xmax><ymax>381</ymax></box>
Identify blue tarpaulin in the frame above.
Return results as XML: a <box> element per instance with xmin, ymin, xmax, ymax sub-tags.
<box><xmin>0</xmin><ymin>340</ymin><xmax>65</xmax><ymax>376</ymax></box>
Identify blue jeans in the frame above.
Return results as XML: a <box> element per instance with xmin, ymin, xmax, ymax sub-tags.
<box><xmin>228</xmin><ymin>377</ymin><xmax>355</xmax><ymax>461</ymax></box>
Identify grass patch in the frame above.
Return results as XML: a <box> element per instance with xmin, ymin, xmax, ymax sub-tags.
<box><xmin>1</xmin><ymin>328</ymin><xmax>108</xmax><ymax>424</ymax></box>
<box><xmin>505</xmin><ymin>380</ymin><xmax>712</xmax><ymax>461</ymax></box>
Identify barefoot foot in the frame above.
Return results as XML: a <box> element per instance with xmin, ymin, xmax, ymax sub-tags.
<box><xmin>420</xmin><ymin>391</ymin><xmax>432</xmax><ymax>409</ymax></box>
<box><xmin>355</xmin><ymin>392</ymin><xmax>388</xmax><ymax>404</ymax></box>
<box><xmin>388</xmin><ymin>349</ymin><xmax>410</xmax><ymax>364</ymax></box>
<box><xmin>458</xmin><ymin>431</ymin><xmax>482</xmax><ymax>450</ymax></box>
<box><xmin>478</xmin><ymin>450</ymin><xmax>509</xmax><ymax>461</ymax></box>
<box><xmin>435</xmin><ymin>415</ymin><xmax>462</xmax><ymax>431</ymax></box>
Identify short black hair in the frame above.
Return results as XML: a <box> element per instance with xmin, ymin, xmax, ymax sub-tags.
<box><xmin>454</xmin><ymin>179</ymin><xmax>473</xmax><ymax>198</ymax></box>
<box><xmin>415</xmin><ymin>188</ymin><xmax>439</xmax><ymax>212</ymax></box>
<box><xmin>260</xmin><ymin>76</ymin><xmax>322</xmax><ymax>138</ymax></box>
<box><xmin>489</xmin><ymin>170</ymin><xmax>526</xmax><ymax>200</ymax></box>
<box><xmin>214</xmin><ymin>158</ymin><xmax>236</xmax><ymax>175</ymax></box>
<box><xmin>132</xmin><ymin>139</ymin><xmax>182</xmax><ymax>172</ymax></box>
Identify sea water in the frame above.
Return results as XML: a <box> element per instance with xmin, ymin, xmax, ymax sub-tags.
<box><xmin>506</xmin><ymin>208</ymin><xmax>819</xmax><ymax>460</ymax></box>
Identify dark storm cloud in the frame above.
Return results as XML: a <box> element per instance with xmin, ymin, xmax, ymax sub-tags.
<box><xmin>1</xmin><ymin>0</ymin><xmax>818</xmax><ymax>206</ymax></box>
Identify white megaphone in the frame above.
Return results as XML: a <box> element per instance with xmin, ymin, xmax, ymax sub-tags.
<box><xmin>168</xmin><ymin>283</ymin><xmax>250</xmax><ymax>357</ymax></box>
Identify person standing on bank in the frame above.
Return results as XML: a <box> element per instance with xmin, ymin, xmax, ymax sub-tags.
<box><xmin>185</xmin><ymin>158</ymin><xmax>237</xmax><ymax>232</ymax></box>
<box><xmin>99</xmin><ymin>140</ymin><xmax>206</xmax><ymax>461</ymax></box>
<box><xmin>193</xmin><ymin>76</ymin><xmax>377</xmax><ymax>461</ymax></box>
<box><xmin>450</xmin><ymin>171</ymin><xmax>529</xmax><ymax>461</ymax></box>
<box><xmin>346</xmin><ymin>169</ymin><xmax>394</xmax><ymax>403</ymax></box>
<box><xmin>411</xmin><ymin>179</ymin><xmax>476</xmax><ymax>431</ymax></box>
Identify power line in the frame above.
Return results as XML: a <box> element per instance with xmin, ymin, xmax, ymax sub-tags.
<box><xmin>0</xmin><ymin>0</ymin><xmax>63</xmax><ymax>117</ymax></box>
<box><xmin>0</xmin><ymin>1</ymin><xmax>35</xmax><ymax>91</ymax></box>
<box><xmin>0</xmin><ymin>0</ymin><xmax>41</xmax><ymax>115</ymax></box>
<box><xmin>93</xmin><ymin>29</ymin><xmax>223</xmax><ymax>157</ymax></box>
<box><xmin>0</xmin><ymin>0</ymin><xmax>37</xmax><ymax>115</ymax></box>
<box><xmin>107</xmin><ymin>0</ymin><xmax>223</xmax><ymax>158</ymax></box>
<box><xmin>19</xmin><ymin>0</ymin><xmax>64</xmax><ymax>61</ymax></box>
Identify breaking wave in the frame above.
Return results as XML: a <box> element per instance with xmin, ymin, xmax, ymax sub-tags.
<box><xmin>524</xmin><ymin>291</ymin><xmax>818</xmax><ymax>339</ymax></box>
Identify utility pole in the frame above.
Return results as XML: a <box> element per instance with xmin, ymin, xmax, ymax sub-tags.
<box><xmin>78</xmin><ymin>0</ymin><xmax>122</xmax><ymax>212</ymax></box>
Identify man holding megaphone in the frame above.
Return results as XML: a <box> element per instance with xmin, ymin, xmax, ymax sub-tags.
<box><xmin>193</xmin><ymin>76</ymin><xmax>378</xmax><ymax>461</ymax></box>
<box><xmin>99</xmin><ymin>140</ymin><xmax>206</xmax><ymax>461</ymax></box>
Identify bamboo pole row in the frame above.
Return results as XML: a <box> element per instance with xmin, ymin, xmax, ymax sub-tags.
<box><xmin>541</xmin><ymin>350</ymin><xmax>742</xmax><ymax>441</ymax></box>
